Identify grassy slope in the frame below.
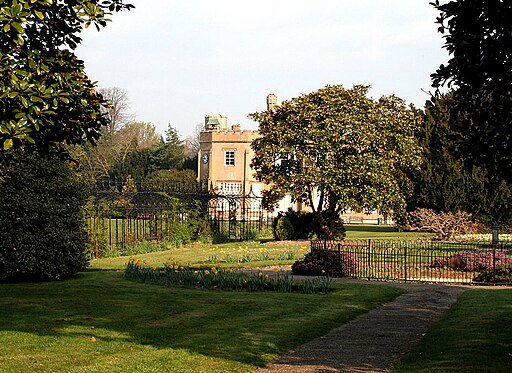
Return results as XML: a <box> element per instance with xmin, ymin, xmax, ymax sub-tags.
<box><xmin>0</xmin><ymin>271</ymin><xmax>403</xmax><ymax>372</ymax></box>
<box><xmin>393</xmin><ymin>289</ymin><xmax>512</xmax><ymax>372</ymax></box>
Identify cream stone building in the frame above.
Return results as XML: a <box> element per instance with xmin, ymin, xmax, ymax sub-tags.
<box><xmin>197</xmin><ymin>115</ymin><xmax>261</xmax><ymax>196</ymax></box>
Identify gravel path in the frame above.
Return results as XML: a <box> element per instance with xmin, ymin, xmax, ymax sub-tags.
<box><xmin>257</xmin><ymin>280</ymin><xmax>467</xmax><ymax>373</ymax></box>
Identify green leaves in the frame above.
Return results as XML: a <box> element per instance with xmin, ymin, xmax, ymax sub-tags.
<box><xmin>250</xmin><ymin>85</ymin><xmax>422</xmax><ymax>234</ymax></box>
<box><xmin>3</xmin><ymin>139</ymin><xmax>13</xmax><ymax>150</ymax></box>
<box><xmin>0</xmin><ymin>0</ymin><xmax>134</xmax><ymax>154</ymax></box>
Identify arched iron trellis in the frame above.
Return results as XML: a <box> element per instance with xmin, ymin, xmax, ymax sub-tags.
<box><xmin>86</xmin><ymin>180</ymin><xmax>273</xmax><ymax>254</ymax></box>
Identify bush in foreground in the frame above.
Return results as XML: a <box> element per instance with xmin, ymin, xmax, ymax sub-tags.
<box><xmin>0</xmin><ymin>150</ymin><xmax>89</xmax><ymax>281</ymax></box>
<box><xmin>292</xmin><ymin>249</ymin><xmax>359</xmax><ymax>277</ymax></box>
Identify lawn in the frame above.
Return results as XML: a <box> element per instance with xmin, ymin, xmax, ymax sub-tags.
<box><xmin>88</xmin><ymin>240</ymin><xmax>311</xmax><ymax>271</ymax></box>
<box><xmin>393</xmin><ymin>288</ymin><xmax>512</xmax><ymax>372</ymax></box>
<box><xmin>0</xmin><ymin>271</ymin><xmax>403</xmax><ymax>372</ymax></box>
<box><xmin>89</xmin><ymin>225</ymin><xmax>428</xmax><ymax>271</ymax></box>
<box><xmin>344</xmin><ymin>224</ymin><xmax>432</xmax><ymax>241</ymax></box>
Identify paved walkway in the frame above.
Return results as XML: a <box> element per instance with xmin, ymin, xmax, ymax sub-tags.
<box><xmin>257</xmin><ymin>279</ymin><xmax>467</xmax><ymax>373</ymax></box>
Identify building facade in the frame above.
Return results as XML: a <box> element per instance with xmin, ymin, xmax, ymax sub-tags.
<box><xmin>197</xmin><ymin>116</ymin><xmax>262</xmax><ymax>197</ymax></box>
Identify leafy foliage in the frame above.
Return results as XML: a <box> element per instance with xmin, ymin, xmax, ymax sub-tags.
<box><xmin>292</xmin><ymin>249</ymin><xmax>359</xmax><ymax>277</ymax></box>
<box><xmin>125</xmin><ymin>258</ymin><xmax>334</xmax><ymax>294</ymax></box>
<box><xmin>429</xmin><ymin>1</ymin><xmax>512</xmax><ymax>225</ymax></box>
<box><xmin>431</xmin><ymin>250</ymin><xmax>512</xmax><ymax>272</ymax></box>
<box><xmin>250</xmin><ymin>85</ymin><xmax>422</xmax><ymax>238</ymax></box>
<box><xmin>408</xmin><ymin>93</ymin><xmax>512</xmax><ymax>226</ymax></box>
<box><xmin>0</xmin><ymin>0</ymin><xmax>133</xmax><ymax>153</ymax></box>
<box><xmin>474</xmin><ymin>265</ymin><xmax>512</xmax><ymax>284</ymax></box>
<box><xmin>274</xmin><ymin>216</ymin><xmax>294</xmax><ymax>241</ymax></box>
<box><xmin>0</xmin><ymin>150</ymin><xmax>89</xmax><ymax>281</ymax></box>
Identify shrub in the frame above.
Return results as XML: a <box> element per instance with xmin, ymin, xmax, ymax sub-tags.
<box><xmin>0</xmin><ymin>150</ymin><xmax>89</xmax><ymax>281</ymax></box>
<box><xmin>275</xmin><ymin>216</ymin><xmax>295</xmax><ymax>241</ymax></box>
<box><xmin>474</xmin><ymin>265</ymin><xmax>512</xmax><ymax>284</ymax></box>
<box><xmin>292</xmin><ymin>249</ymin><xmax>359</xmax><ymax>277</ymax></box>
<box><xmin>408</xmin><ymin>208</ymin><xmax>483</xmax><ymax>241</ymax></box>
<box><xmin>431</xmin><ymin>250</ymin><xmax>512</xmax><ymax>271</ymax></box>
<box><xmin>272</xmin><ymin>209</ymin><xmax>322</xmax><ymax>240</ymax></box>
<box><xmin>212</xmin><ymin>232</ymin><xmax>229</xmax><ymax>244</ymax></box>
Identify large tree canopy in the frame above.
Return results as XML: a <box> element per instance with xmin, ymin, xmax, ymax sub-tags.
<box><xmin>0</xmin><ymin>0</ymin><xmax>133</xmax><ymax>152</ymax></box>
<box><xmin>408</xmin><ymin>92</ymin><xmax>512</xmax><ymax>225</ymax></box>
<box><xmin>431</xmin><ymin>0</ymin><xmax>512</xmax><ymax>184</ymax></box>
<box><xmin>250</xmin><ymin>85</ymin><xmax>422</xmax><ymax>237</ymax></box>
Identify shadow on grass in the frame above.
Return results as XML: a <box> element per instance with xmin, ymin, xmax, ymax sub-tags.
<box><xmin>0</xmin><ymin>271</ymin><xmax>402</xmax><ymax>370</ymax></box>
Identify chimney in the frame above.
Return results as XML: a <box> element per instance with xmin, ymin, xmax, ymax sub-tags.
<box><xmin>266</xmin><ymin>93</ymin><xmax>277</xmax><ymax>112</ymax></box>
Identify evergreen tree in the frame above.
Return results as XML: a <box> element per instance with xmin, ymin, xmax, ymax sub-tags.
<box><xmin>427</xmin><ymin>0</ymin><xmax>512</xmax><ymax>225</ymax></box>
<box><xmin>409</xmin><ymin>93</ymin><xmax>512</xmax><ymax>225</ymax></box>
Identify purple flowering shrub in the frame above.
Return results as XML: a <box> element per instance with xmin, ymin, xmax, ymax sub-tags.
<box><xmin>431</xmin><ymin>250</ymin><xmax>512</xmax><ymax>271</ymax></box>
<box><xmin>292</xmin><ymin>249</ymin><xmax>360</xmax><ymax>277</ymax></box>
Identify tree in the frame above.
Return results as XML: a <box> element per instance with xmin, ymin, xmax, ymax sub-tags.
<box><xmin>0</xmin><ymin>0</ymin><xmax>134</xmax><ymax>152</ymax></box>
<box><xmin>431</xmin><ymin>0</ymin><xmax>512</xmax><ymax>184</ymax></box>
<box><xmin>428</xmin><ymin>0</ymin><xmax>512</xmax><ymax>225</ymax></box>
<box><xmin>98</xmin><ymin>87</ymin><xmax>134</xmax><ymax>135</ymax></box>
<box><xmin>0</xmin><ymin>150</ymin><xmax>89</xmax><ymax>281</ymax></box>
<box><xmin>408</xmin><ymin>93</ymin><xmax>512</xmax><ymax>226</ymax></box>
<box><xmin>250</xmin><ymin>85</ymin><xmax>422</xmax><ymax>238</ymax></box>
<box><xmin>151</xmin><ymin>124</ymin><xmax>185</xmax><ymax>170</ymax></box>
<box><xmin>184</xmin><ymin>123</ymin><xmax>202</xmax><ymax>158</ymax></box>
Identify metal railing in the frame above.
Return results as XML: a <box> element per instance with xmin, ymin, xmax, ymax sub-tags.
<box><xmin>85</xmin><ymin>181</ymin><xmax>275</xmax><ymax>254</ymax></box>
<box><xmin>311</xmin><ymin>239</ymin><xmax>512</xmax><ymax>284</ymax></box>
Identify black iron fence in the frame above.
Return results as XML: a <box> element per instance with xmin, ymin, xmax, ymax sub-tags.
<box><xmin>85</xmin><ymin>181</ymin><xmax>274</xmax><ymax>255</ymax></box>
<box><xmin>311</xmin><ymin>239</ymin><xmax>512</xmax><ymax>284</ymax></box>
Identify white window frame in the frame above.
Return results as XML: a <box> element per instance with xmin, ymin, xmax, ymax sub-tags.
<box><xmin>224</xmin><ymin>150</ymin><xmax>235</xmax><ymax>166</ymax></box>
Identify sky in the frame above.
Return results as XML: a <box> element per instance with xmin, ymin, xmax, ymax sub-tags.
<box><xmin>76</xmin><ymin>0</ymin><xmax>449</xmax><ymax>138</ymax></box>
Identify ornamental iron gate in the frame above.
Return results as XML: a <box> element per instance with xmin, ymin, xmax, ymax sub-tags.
<box><xmin>85</xmin><ymin>179</ymin><xmax>273</xmax><ymax>255</ymax></box>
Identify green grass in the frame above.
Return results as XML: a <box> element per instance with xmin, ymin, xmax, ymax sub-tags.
<box><xmin>89</xmin><ymin>241</ymin><xmax>310</xmax><ymax>271</ymax></box>
<box><xmin>0</xmin><ymin>271</ymin><xmax>403</xmax><ymax>372</ymax></box>
<box><xmin>89</xmin><ymin>225</ymin><xmax>428</xmax><ymax>271</ymax></box>
<box><xmin>393</xmin><ymin>289</ymin><xmax>512</xmax><ymax>372</ymax></box>
<box><xmin>344</xmin><ymin>224</ymin><xmax>431</xmax><ymax>241</ymax></box>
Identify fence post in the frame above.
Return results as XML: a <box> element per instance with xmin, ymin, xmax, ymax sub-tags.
<box><xmin>404</xmin><ymin>242</ymin><xmax>408</xmax><ymax>283</ymax></box>
<box><xmin>367</xmin><ymin>239</ymin><xmax>371</xmax><ymax>280</ymax></box>
<box><xmin>338</xmin><ymin>243</ymin><xmax>341</xmax><ymax>277</ymax></box>
<box><xmin>492</xmin><ymin>226</ymin><xmax>499</xmax><ymax>283</ymax></box>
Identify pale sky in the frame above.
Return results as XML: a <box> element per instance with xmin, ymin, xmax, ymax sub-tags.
<box><xmin>76</xmin><ymin>0</ymin><xmax>449</xmax><ymax>138</ymax></box>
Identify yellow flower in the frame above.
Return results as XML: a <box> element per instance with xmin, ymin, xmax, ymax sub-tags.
<box><xmin>258</xmin><ymin>272</ymin><xmax>263</xmax><ymax>277</ymax></box>
<box><xmin>273</xmin><ymin>268</ymin><xmax>279</xmax><ymax>273</ymax></box>
<box><xmin>193</xmin><ymin>271</ymin><xmax>198</xmax><ymax>275</ymax></box>
<box><xmin>205</xmin><ymin>270</ymin><xmax>210</xmax><ymax>275</ymax></box>
<box><xmin>265</xmin><ymin>275</ymin><xmax>269</xmax><ymax>279</ymax></box>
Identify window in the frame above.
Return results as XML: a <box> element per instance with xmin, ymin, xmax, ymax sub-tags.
<box><xmin>224</xmin><ymin>150</ymin><xmax>235</xmax><ymax>166</ymax></box>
